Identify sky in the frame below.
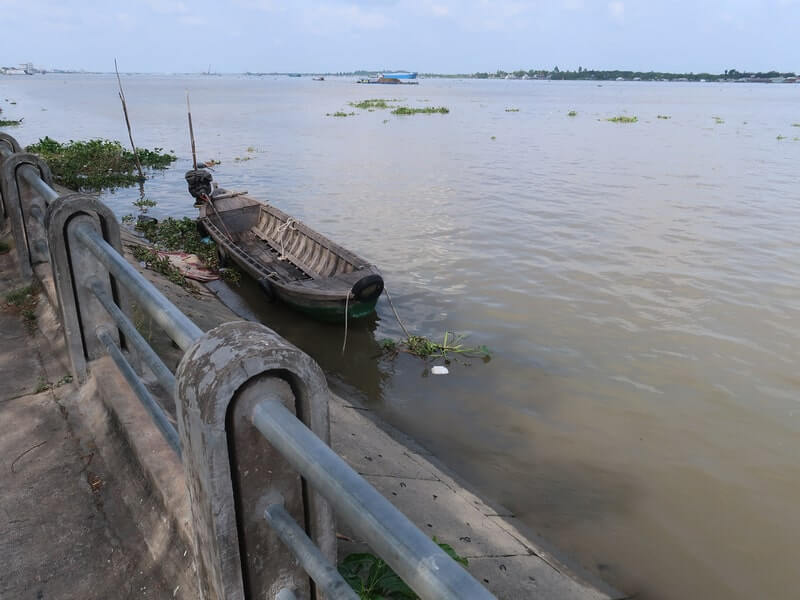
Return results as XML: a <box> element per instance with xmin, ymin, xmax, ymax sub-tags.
<box><xmin>1</xmin><ymin>0</ymin><xmax>799</xmax><ymax>74</ymax></box>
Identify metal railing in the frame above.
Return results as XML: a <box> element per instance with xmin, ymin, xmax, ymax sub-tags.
<box><xmin>0</xmin><ymin>133</ymin><xmax>496</xmax><ymax>600</ymax></box>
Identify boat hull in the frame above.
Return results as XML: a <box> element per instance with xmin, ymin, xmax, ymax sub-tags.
<box><xmin>200</xmin><ymin>192</ymin><xmax>383</xmax><ymax>322</ymax></box>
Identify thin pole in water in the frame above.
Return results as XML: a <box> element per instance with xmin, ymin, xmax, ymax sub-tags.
<box><xmin>186</xmin><ymin>91</ymin><xmax>197</xmax><ymax>170</ymax></box>
<box><xmin>114</xmin><ymin>59</ymin><xmax>144</xmax><ymax>180</ymax></box>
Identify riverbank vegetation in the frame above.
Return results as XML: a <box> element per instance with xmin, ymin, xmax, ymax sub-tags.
<box><xmin>26</xmin><ymin>137</ymin><xmax>176</xmax><ymax>191</ymax></box>
<box><xmin>0</xmin><ymin>118</ymin><xmax>23</xmax><ymax>127</ymax></box>
<box><xmin>607</xmin><ymin>115</ymin><xmax>638</xmax><ymax>123</ymax></box>
<box><xmin>131</xmin><ymin>216</ymin><xmax>241</xmax><ymax>287</ymax></box>
<box><xmin>568</xmin><ymin>110</ymin><xmax>577</xmax><ymax>117</ymax></box>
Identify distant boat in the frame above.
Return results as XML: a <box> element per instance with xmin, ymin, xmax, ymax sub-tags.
<box><xmin>357</xmin><ymin>76</ymin><xmax>419</xmax><ymax>85</ymax></box>
<box><xmin>381</xmin><ymin>71</ymin><xmax>417</xmax><ymax>80</ymax></box>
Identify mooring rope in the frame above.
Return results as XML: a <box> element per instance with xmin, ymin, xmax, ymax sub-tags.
<box><xmin>276</xmin><ymin>218</ymin><xmax>297</xmax><ymax>260</ymax></box>
<box><xmin>382</xmin><ymin>285</ymin><xmax>412</xmax><ymax>340</ymax></box>
<box><xmin>341</xmin><ymin>292</ymin><xmax>350</xmax><ymax>354</ymax></box>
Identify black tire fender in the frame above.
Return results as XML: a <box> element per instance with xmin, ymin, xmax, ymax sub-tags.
<box><xmin>351</xmin><ymin>274</ymin><xmax>384</xmax><ymax>302</ymax></box>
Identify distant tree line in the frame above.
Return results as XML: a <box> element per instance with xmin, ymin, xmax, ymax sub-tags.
<box><xmin>461</xmin><ymin>67</ymin><xmax>797</xmax><ymax>81</ymax></box>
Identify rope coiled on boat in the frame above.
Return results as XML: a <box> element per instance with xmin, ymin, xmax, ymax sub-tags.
<box><xmin>276</xmin><ymin>218</ymin><xmax>297</xmax><ymax>261</ymax></box>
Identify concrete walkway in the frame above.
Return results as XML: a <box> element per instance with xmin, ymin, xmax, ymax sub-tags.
<box><xmin>0</xmin><ymin>249</ymin><xmax>174</xmax><ymax>599</ymax></box>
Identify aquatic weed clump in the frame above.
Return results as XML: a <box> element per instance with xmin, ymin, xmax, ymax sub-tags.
<box><xmin>0</xmin><ymin>118</ymin><xmax>23</xmax><ymax>127</ymax></box>
<box><xmin>606</xmin><ymin>115</ymin><xmax>638</xmax><ymax>123</ymax></box>
<box><xmin>26</xmin><ymin>137</ymin><xmax>176</xmax><ymax>191</ymax></box>
<box><xmin>391</xmin><ymin>106</ymin><xmax>449</xmax><ymax>115</ymax></box>
<box><xmin>381</xmin><ymin>331</ymin><xmax>490</xmax><ymax>361</ymax></box>
<box><xmin>349</xmin><ymin>99</ymin><xmax>398</xmax><ymax>110</ymax></box>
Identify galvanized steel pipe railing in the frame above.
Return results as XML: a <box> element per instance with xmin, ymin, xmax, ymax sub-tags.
<box><xmin>72</xmin><ymin>222</ymin><xmax>203</xmax><ymax>351</ymax></box>
<box><xmin>263</xmin><ymin>502</ymin><xmax>359</xmax><ymax>600</ymax></box>
<box><xmin>97</xmin><ymin>327</ymin><xmax>182</xmax><ymax>456</ymax></box>
<box><xmin>252</xmin><ymin>398</ymin><xmax>496</xmax><ymax>600</ymax></box>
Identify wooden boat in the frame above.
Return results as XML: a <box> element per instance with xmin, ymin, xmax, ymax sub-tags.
<box><xmin>197</xmin><ymin>192</ymin><xmax>384</xmax><ymax>322</ymax></box>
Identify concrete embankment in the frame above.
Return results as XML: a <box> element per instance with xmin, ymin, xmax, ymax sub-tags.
<box><xmin>0</xmin><ymin>224</ymin><xmax>619</xmax><ymax>599</ymax></box>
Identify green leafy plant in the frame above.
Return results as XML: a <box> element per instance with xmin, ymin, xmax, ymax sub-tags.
<box><xmin>391</xmin><ymin>106</ymin><xmax>449</xmax><ymax>115</ymax></box>
<box><xmin>26</xmin><ymin>137</ymin><xmax>176</xmax><ymax>191</ymax></box>
<box><xmin>339</xmin><ymin>541</ymin><xmax>468</xmax><ymax>599</ymax></box>
<box><xmin>606</xmin><ymin>115</ymin><xmax>638</xmax><ymax>123</ymax></box>
<box><xmin>328</xmin><ymin>111</ymin><xmax>356</xmax><ymax>117</ymax></box>
<box><xmin>567</xmin><ymin>110</ymin><xmax>577</xmax><ymax>117</ymax></box>
<box><xmin>776</xmin><ymin>134</ymin><xmax>786</xmax><ymax>140</ymax></box>
<box><xmin>0</xmin><ymin>118</ymin><xmax>22</xmax><ymax>127</ymax></box>
<box><xmin>133</xmin><ymin>196</ymin><xmax>157</xmax><ymax>214</ymax></box>
<box><xmin>713</xmin><ymin>116</ymin><xmax>725</xmax><ymax>124</ymax></box>
<box><xmin>505</xmin><ymin>108</ymin><xmax>520</xmax><ymax>112</ymax></box>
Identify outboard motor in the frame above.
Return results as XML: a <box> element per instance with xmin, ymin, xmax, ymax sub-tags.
<box><xmin>185</xmin><ymin>168</ymin><xmax>213</xmax><ymax>201</ymax></box>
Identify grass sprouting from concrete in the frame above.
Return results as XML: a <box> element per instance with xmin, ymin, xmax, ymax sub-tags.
<box><xmin>26</xmin><ymin>137</ymin><xmax>176</xmax><ymax>191</ymax></box>
<box><xmin>391</xmin><ymin>106</ymin><xmax>449</xmax><ymax>115</ymax></box>
<box><xmin>607</xmin><ymin>115</ymin><xmax>638</xmax><ymax>123</ymax></box>
<box><xmin>4</xmin><ymin>283</ymin><xmax>40</xmax><ymax>333</ymax></box>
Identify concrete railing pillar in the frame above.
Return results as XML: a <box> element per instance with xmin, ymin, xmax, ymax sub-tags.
<box><xmin>175</xmin><ymin>321</ymin><xmax>336</xmax><ymax>600</ymax></box>
<box><xmin>0</xmin><ymin>132</ymin><xmax>23</xmax><ymax>227</ymax></box>
<box><xmin>0</xmin><ymin>150</ymin><xmax>53</xmax><ymax>279</ymax></box>
<box><xmin>46</xmin><ymin>193</ymin><xmax>131</xmax><ymax>382</ymax></box>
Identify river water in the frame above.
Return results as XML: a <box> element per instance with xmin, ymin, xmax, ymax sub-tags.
<box><xmin>3</xmin><ymin>74</ymin><xmax>798</xmax><ymax>599</ymax></box>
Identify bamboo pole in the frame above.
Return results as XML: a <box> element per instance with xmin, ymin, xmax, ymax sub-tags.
<box><xmin>186</xmin><ymin>91</ymin><xmax>197</xmax><ymax>170</ymax></box>
<box><xmin>114</xmin><ymin>59</ymin><xmax>144</xmax><ymax>180</ymax></box>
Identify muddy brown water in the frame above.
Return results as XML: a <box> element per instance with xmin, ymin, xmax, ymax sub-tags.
<box><xmin>3</xmin><ymin>74</ymin><xmax>799</xmax><ymax>599</ymax></box>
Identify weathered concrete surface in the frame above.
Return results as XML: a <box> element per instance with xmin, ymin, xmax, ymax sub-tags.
<box><xmin>0</xmin><ymin>252</ymin><xmax>180</xmax><ymax>599</ymax></box>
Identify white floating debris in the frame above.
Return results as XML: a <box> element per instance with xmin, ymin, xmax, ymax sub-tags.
<box><xmin>431</xmin><ymin>365</ymin><xmax>449</xmax><ymax>375</ymax></box>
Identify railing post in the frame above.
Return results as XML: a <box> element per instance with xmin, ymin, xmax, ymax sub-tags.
<box><xmin>0</xmin><ymin>132</ymin><xmax>23</xmax><ymax>227</ymax></box>
<box><xmin>175</xmin><ymin>321</ymin><xmax>336</xmax><ymax>600</ymax></box>
<box><xmin>46</xmin><ymin>193</ymin><xmax>131</xmax><ymax>382</ymax></box>
<box><xmin>0</xmin><ymin>151</ymin><xmax>52</xmax><ymax>279</ymax></box>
